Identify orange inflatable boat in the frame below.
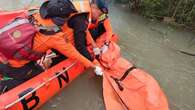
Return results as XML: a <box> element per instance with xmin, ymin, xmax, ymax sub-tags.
<box><xmin>0</xmin><ymin>9</ymin><xmax>83</xmax><ymax>110</ymax></box>
<box><xmin>0</xmin><ymin>9</ymin><xmax>117</xmax><ymax>110</ymax></box>
<box><xmin>0</xmin><ymin>59</ymin><xmax>84</xmax><ymax>110</ymax></box>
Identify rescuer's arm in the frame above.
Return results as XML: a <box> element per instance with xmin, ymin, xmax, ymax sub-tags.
<box><xmin>103</xmin><ymin>18</ymin><xmax>113</xmax><ymax>43</ymax></box>
<box><xmin>47</xmin><ymin>34</ymin><xmax>95</xmax><ymax>68</ymax></box>
<box><xmin>68</xmin><ymin>14</ymin><xmax>100</xmax><ymax>57</ymax></box>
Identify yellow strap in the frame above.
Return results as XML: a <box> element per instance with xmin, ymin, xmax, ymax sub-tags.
<box><xmin>98</xmin><ymin>14</ymin><xmax>107</xmax><ymax>22</ymax></box>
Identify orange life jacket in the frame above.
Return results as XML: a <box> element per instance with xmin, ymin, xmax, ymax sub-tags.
<box><xmin>61</xmin><ymin>0</ymin><xmax>94</xmax><ymax>46</ymax></box>
<box><xmin>95</xmin><ymin>18</ymin><xmax>113</xmax><ymax>45</ymax></box>
<box><xmin>33</xmin><ymin>0</ymin><xmax>94</xmax><ymax>46</ymax></box>
<box><xmin>87</xmin><ymin>7</ymin><xmax>115</xmax><ymax>46</ymax></box>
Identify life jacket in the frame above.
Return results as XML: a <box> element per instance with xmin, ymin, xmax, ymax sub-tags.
<box><xmin>0</xmin><ymin>12</ymin><xmax>41</xmax><ymax>61</ymax></box>
<box><xmin>31</xmin><ymin>0</ymin><xmax>92</xmax><ymax>46</ymax></box>
<box><xmin>89</xmin><ymin>16</ymin><xmax>119</xmax><ymax>48</ymax></box>
<box><xmin>0</xmin><ymin>9</ymin><xmax>60</xmax><ymax>61</ymax></box>
<box><xmin>61</xmin><ymin>0</ymin><xmax>93</xmax><ymax>46</ymax></box>
<box><xmin>88</xmin><ymin>13</ymin><xmax>108</xmax><ymax>29</ymax></box>
<box><xmin>0</xmin><ymin>52</ymin><xmax>8</xmax><ymax>64</ymax></box>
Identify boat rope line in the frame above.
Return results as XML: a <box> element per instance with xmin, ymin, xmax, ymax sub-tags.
<box><xmin>4</xmin><ymin>62</ymin><xmax>77</xmax><ymax>109</ymax></box>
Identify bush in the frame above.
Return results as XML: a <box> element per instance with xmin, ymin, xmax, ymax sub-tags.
<box><xmin>117</xmin><ymin>0</ymin><xmax>129</xmax><ymax>3</ymax></box>
<box><xmin>140</xmin><ymin>0</ymin><xmax>169</xmax><ymax>18</ymax></box>
<box><xmin>129</xmin><ymin>0</ymin><xmax>195</xmax><ymax>26</ymax></box>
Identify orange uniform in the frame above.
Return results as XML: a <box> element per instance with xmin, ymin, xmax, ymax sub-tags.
<box><xmin>8</xmin><ymin>13</ymin><xmax>94</xmax><ymax>68</ymax></box>
<box><xmin>90</xmin><ymin>17</ymin><xmax>113</xmax><ymax>42</ymax></box>
<box><xmin>8</xmin><ymin>0</ymin><xmax>97</xmax><ymax>68</ymax></box>
<box><xmin>61</xmin><ymin>0</ymin><xmax>96</xmax><ymax>47</ymax></box>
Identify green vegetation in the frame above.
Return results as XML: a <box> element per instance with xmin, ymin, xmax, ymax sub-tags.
<box><xmin>119</xmin><ymin>0</ymin><xmax>195</xmax><ymax>27</ymax></box>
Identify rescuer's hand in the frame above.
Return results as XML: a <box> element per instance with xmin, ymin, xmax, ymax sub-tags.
<box><xmin>93</xmin><ymin>47</ymin><xmax>101</xmax><ymax>56</ymax></box>
<box><xmin>101</xmin><ymin>44</ymin><xmax>109</xmax><ymax>53</ymax></box>
<box><xmin>42</xmin><ymin>58</ymin><xmax>52</xmax><ymax>70</ymax></box>
<box><xmin>94</xmin><ymin>66</ymin><xmax>103</xmax><ymax>76</ymax></box>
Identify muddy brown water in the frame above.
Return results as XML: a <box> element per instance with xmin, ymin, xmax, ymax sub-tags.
<box><xmin>1</xmin><ymin>1</ymin><xmax>195</xmax><ymax>110</ymax></box>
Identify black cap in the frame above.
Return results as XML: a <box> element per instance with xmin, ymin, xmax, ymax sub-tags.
<box><xmin>40</xmin><ymin>0</ymin><xmax>77</xmax><ymax>19</ymax></box>
<box><xmin>51</xmin><ymin>16</ymin><xmax>68</xmax><ymax>26</ymax></box>
<box><xmin>91</xmin><ymin>0</ymin><xmax>108</xmax><ymax>13</ymax></box>
<box><xmin>40</xmin><ymin>1</ymin><xmax>50</xmax><ymax>18</ymax></box>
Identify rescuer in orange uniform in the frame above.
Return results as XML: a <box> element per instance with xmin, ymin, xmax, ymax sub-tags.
<box><xmin>89</xmin><ymin>0</ymin><xmax>113</xmax><ymax>52</ymax></box>
<box><xmin>0</xmin><ymin>0</ymin><xmax>103</xmax><ymax>93</ymax></box>
<box><xmin>39</xmin><ymin>0</ymin><xmax>102</xmax><ymax>67</ymax></box>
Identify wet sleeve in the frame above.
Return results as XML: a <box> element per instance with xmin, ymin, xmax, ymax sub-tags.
<box><xmin>47</xmin><ymin>34</ymin><xmax>94</xmax><ymax>68</ymax></box>
<box><xmin>68</xmin><ymin>14</ymin><xmax>95</xmax><ymax>61</ymax></box>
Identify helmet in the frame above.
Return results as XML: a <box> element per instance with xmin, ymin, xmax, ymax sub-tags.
<box><xmin>40</xmin><ymin>0</ymin><xmax>77</xmax><ymax>19</ymax></box>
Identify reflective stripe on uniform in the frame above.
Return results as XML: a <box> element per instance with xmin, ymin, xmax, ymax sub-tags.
<box><xmin>0</xmin><ymin>19</ymin><xmax>29</xmax><ymax>34</ymax></box>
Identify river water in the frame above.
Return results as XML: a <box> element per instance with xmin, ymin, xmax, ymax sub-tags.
<box><xmin>1</xmin><ymin>1</ymin><xmax>195</xmax><ymax>110</ymax></box>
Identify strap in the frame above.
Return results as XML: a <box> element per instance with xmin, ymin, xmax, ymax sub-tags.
<box><xmin>0</xmin><ymin>9</ymin><xmax>38</xmax><ymax>34</ymax></box>
<box><xmin>0</xmin><ymin>53</ymin><xmax>8</xmax><ymax>64</ymax></box>
<box><xmin>111</xmin><ymin>66</ymin><xmax>137</xmax><ymax>91</ymax></box>
<box><xmin>27</xmin><ymin>9</ymin><xmax>38</xmax><ymax>16</ymax></box>
<box><xmin>98</xmin><ymin>13</ymin><xmax>108</xmax><ymax>22</ymax></box>
<box><xmin>14</xmin><ymin>46</ymin><xmax>45</xmax><ymax>61</ymax></box>
<box><xmin>111</xmin><ymin>76</ymin><xmax>124</xmax><ymax>91</ymax></box>
<box><xmin>105</xmin><ymin>73</ymin><xmax>130</xmax><ymax>110</ymax></box>
<box><xmin>119</xmin><ymin>66</ymin><xmax>137</xmax><ymax>81</ymax></box>
<box><xmin>0</xmin><ymin>19</ymin><xmax>29</xmax><ymax>34</ymax></box>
